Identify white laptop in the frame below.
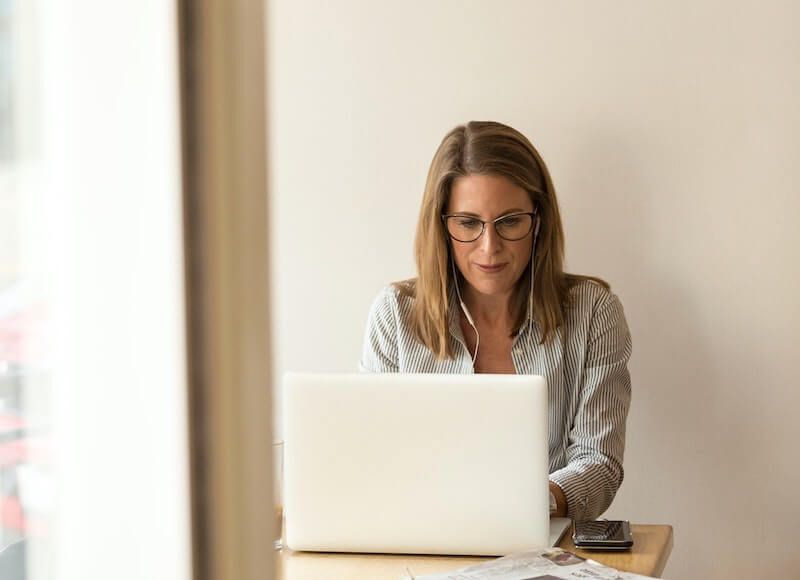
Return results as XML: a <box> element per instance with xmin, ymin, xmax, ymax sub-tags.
<box><xmin>282</xmin><ymin>372</ymin><xmax>571</xmax><ymax>556</ymax></box>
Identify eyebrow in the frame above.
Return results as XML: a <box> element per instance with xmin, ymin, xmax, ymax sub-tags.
<box><xmin>447</xmin><ymin>208</ymin><xmax>529</xmax><ymax>217</ymax></box>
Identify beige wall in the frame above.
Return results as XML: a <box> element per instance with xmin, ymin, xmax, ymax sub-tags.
<box><xmin>268</xmin><ymin>1</ymin><xmax>800</xmax><ymax>578</ymax></box>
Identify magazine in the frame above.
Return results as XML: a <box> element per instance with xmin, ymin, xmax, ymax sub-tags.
<box><xmin>405</xmin><ymin>547</ymin><xmax>656</xmax><ymax>580</ymax></box>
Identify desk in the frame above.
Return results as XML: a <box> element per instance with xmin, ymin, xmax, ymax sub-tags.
<box><xmin>277</xmin><ymin>523</ymin><xmax>673</xmax><ymax>579</ymax></box>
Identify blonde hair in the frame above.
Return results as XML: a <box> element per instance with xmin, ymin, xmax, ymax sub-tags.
<box><xmin>397</xmin><ymin>120</ymin><xmax>608</xmax><ymax>360</ymax></box>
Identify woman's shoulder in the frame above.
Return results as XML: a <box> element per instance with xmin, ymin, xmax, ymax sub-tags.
<box><xmin>564</xmin><ymin>274</ymin><xmax>624</xmax><ymax>314</ymax></box>
<box><xmin>563</xmin><ymin>275</ymin><xmax>630</xmax><ymax>349</ymax></box>
<box><xmin>367</xmin><ymin>280</ymin><xmax>416</xmax><ymax>319</ymax></box>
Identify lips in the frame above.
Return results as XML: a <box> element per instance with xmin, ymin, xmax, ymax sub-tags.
<box><xmin>475</xmin><ymin>263</ymin><xmax>507</xmax><ymax>273</ymax></box>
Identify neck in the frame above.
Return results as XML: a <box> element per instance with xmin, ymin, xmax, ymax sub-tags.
<box><xmin>460</xmin><ymin>286</ymin><xmax>514</xmax><ymax>329</ymax></box>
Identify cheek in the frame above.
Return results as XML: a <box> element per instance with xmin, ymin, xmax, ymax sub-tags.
<box><xmin>450</xmin><ymin>245</ymin><xmax>466</xmax><ymax>267</ymax></box>
<box><xmin>515</xmin><ymin>241</ymin><xmax>533</xmax><ymax>265</ymax></box>
<box><xmin>507</xmin><ymin>241</ymin><xmax>533</xmax><ymax>280</ymax></box>
<box><xmin>450</xmin><ymin>244</ymin><xmax>471</xmax><ymax>272</ymax></box>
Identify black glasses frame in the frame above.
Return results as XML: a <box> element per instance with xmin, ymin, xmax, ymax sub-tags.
<box><xmin>441</xmin><ymin>211</ymin><xmax>538</xmax><ymax>243</ymax></box>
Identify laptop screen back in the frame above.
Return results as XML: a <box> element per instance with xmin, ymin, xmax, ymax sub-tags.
<box><xmin>282</xmin><ymin>372</ymin><xmax>549</xmax><ymax>556</ymax></box>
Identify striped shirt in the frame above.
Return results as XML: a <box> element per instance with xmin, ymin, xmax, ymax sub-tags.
<box><xmin>359</xmin><ymin>279</ymin><xmax>632</xmax><ymax>521</ymax></box>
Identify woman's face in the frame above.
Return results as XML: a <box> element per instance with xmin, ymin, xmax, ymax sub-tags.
<box><xmin>445</xmin><ymin>173</ymin><xmax>535</xmax><ymax>300</ymax></box>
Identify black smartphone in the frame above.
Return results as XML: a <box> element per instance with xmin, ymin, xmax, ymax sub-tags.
<box><xmin>572</xmin><ymin>519</ymin><xmax>633</xmax><ymax>550</ymax></box>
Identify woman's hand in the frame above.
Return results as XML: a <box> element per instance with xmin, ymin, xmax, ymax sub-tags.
<box><xmin>549</xmin><ymin>480</ymin><xmax>568</xmax><ymax>517</ymax></box>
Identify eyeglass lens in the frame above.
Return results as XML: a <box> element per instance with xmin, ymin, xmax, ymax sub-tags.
<box><xmin>445</xmin><ymin>213</ymin><xmax>533</xmax><ymax>242</ymax></box>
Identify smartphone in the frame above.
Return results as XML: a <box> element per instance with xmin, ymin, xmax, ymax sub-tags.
<box><xmin>572</xmin><ymin>519</ymin><xmax>633</xmax><ymax>550</ymax></box>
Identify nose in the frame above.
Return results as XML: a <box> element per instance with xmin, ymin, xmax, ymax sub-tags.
<box><xmin>479</xmin><ymin>222</ymin><xmax>504</xmax><ymax>254</ymax></box>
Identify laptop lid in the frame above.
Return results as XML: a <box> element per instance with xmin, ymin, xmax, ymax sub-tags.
<box><xmin>282</xmin><ymin>372</ymin><xmax>550</xmax><ymax>556</ymax></box>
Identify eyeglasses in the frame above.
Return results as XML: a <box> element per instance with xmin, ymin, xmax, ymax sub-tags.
<box><xmin>441</xmin><ymin>211</ymin><xmax>537</xmax><ymax>243</ymax></box>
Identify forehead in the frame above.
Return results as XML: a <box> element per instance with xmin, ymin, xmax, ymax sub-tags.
<box><xmin>447</xmin><ymin>174</ymin><xmax>533</xmax><ymax>215</ymax></box>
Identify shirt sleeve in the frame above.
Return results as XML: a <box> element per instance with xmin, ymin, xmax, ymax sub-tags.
<box><xmin>548</xmin><ymin>291</ymin><xmax>632</xmax><ymax>521</ymax></box>
<box><xmin>359</xmin><ymin>287</ymin><xmax>400</xmax><ymax>373</ymax></box>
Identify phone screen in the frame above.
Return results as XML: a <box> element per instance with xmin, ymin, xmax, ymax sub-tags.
<box><xmin>573</xmin><ymin>520</ymin><xmax>633</xmax><ymax>548</ymax></box>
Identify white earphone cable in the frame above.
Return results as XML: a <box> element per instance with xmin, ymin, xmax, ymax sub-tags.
<box><xmin>529</xmin><ymin>216</ymin><xmax>540</xmax><ymax>337</ymax></box>
<box><xmin>451</xmin><ymin>255</ymin><xmax>479</xmax><ymax>367</ymax></box>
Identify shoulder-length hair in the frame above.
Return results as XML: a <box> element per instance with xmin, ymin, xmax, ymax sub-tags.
<box><xmin>397</xmin><ymin>120</ymin><xmax>607</xmax><ymax>360</ymax></box>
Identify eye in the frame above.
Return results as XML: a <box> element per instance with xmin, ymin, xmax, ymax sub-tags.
<box><xmin>498</xmin><ymin>216</ymin><xmax>522</xmax><ymax>226</ymax></box>
<box><xmin>456</xmin><ymin>217</ymin><xmax>481</xmax><ymax>229</ymax></box>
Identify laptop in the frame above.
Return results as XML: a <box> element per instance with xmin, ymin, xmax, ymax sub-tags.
<box><xmin>282</xmin><ymin>372</ymin><xmax>571</xmax><ymax>556</ymax></box>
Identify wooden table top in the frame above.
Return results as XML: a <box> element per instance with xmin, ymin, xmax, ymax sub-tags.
<box><xmin>276</xmin><ymin>523</ymin><xmax>673</xmax><ymax>579</ymax></box>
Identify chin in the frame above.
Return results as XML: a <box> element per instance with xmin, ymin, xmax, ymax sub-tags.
<box><xmin>465</xmin><ymin>277</ymin><xmax>517</xmax><ymax>298</ymax></box>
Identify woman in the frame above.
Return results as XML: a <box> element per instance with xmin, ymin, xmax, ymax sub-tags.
<box><xmin>360</xmin><ymin>121</ymin><xmax>632</xmax><ymax>522</ymax></box>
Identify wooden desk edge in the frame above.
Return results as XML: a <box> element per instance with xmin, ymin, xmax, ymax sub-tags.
<box><xmin>277</xmin><ymin>507</ymin><xmax>674</xmax><ymax>579</ymax></box>
<box><xmin>653</xmin><ymin>524</ymin><xmax>674</xmax><ymax>577</ymax></box>
<box><xmin>557</xmin><ymin>524</ymin><xmax>673</xmax><ymax>578</ymax></box>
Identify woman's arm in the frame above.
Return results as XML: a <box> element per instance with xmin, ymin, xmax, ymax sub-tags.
<box><xmin>548</xmin><ymin>292</ymin><xmax>632</xmax><ymax>521</ymax></box>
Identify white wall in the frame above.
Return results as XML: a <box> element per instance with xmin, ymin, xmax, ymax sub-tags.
<box><xmin>268</xmin><ymin>1</ymin><xmax>800</xmax><ymax>578</ymax></box>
